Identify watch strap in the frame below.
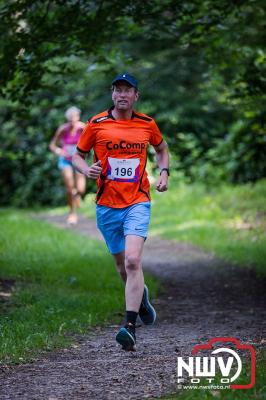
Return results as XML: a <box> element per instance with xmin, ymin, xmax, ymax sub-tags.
<box><xmin>160</xmin><ymin>168</ymin><xmax>170</xmax><ymax>176</ymax></box>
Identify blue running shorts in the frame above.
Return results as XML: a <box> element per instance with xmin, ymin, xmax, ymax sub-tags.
<box><xmin>58</xmin><ymin>157</ymin><xmax>72</xmax><ymax>170</ymax></box>
<box><xmin>96</xmin><ymin>202</ymin><xmax>151</xmax><ymax>254</ymax></box>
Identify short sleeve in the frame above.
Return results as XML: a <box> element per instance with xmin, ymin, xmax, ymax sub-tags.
<box><xmin>77</xmin><ymin>122</ymin><xmax>95</xmax><ymax>153</ymax></box>
<box><xmin>149</xmin><ymin>119</ymin><xmax>163</xmax><ymax>147</ymax></box>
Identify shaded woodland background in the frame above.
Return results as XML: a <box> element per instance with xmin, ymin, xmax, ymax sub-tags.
<box><xmin>0</xmin><ymin>0</ymin><xmax>265</xmax><ymax>206</ymax></box>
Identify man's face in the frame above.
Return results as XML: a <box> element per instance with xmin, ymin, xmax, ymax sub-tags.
<box><xmin>112</xmin><ymin>82</ymin><xmax>139</xmax><ymax>111</ymax></box>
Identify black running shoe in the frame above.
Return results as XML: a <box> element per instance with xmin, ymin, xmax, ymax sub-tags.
<box><xmin>116</xmin><ymin>323</ymin><xmax>136</xmax><ymax>351</ymax></box>
<box><xmin>139</xmin><ymin>285</ymin><xmax>156</xmax><ymax>325</ymax></box>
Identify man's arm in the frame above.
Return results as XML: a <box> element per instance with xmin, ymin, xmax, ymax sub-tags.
<box><xmin>72</xmin><ymin>151</ymin><xmax>102</xmax><ymax>179</ymax></box>
<box><xmin>153</xmin><ymin>140</ymin><xmax>169</xmax><ymax>192</ymax></box>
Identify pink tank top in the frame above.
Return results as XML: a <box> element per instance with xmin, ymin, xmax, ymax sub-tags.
<box><xmin>61</xmin><ymin>125</ymin><xmax>83</xmax><ymax>161</ymax></box>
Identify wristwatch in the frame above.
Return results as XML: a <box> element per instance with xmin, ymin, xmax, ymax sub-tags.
<box><xmin>160</xmin><ymin>168</ymin><xmax>170</xmax><ymax>176</ymax></box>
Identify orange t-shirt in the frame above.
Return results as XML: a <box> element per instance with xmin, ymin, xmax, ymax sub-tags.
<box><xmin>77</xmin><ymin>107</ymin><xmax>163</xmax><ymax>208</ymax></box>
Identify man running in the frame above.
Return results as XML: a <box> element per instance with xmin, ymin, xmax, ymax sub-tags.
<box><xmin>72</xmin><ymin>73</ymin><xmax>169</xmax><ymax>351</ymax></box>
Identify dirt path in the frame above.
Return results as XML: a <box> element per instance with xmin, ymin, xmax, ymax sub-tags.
<box><xmin>1</xmin><ymin>214</ymin><xmax>265</xmax><ymax>399</ymax></box>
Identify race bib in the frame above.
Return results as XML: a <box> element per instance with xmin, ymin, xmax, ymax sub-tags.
<box><xmin>107</xmin><ymin>157</ymin><xmax>140</xmax><ymax>182</ymax></box>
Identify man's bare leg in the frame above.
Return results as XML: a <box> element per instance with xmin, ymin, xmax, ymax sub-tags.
<box><xmin>112</xmin><ymin>235</ymin><xmax>144</xmax><ymax>311</ymax></box>
<box><xmin>112</xmin><ymin>251</ymin><xmax>127</xmax><ymax>283</ymax></box>
<box><xmin>115</xmin><ymin>235</ymin><xmax>145</xmax><ymax>350</ymax></box>
<box><xmin>124</xmin><ymin>235</ymin><xmax>145</xmax><ymax>312</ymax></box>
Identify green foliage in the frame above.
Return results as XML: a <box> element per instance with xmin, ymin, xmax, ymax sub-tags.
<box><xmin>0</xmin><ymin>0</ymin><xmax>265</xmax><ymax>206</ymax></box>
<box><xmin>0</xmin><ymin>58</ymin><xmax>99</xmax><ymax>207</ymax></box>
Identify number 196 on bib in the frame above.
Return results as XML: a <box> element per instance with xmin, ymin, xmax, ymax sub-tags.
<box><xmin>107</xmin><ymin>157</ymin><xmax>140</xmax><ymax>182</ymax></box>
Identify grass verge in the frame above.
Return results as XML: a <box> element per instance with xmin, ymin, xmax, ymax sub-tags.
<box><xmin>0</xmin><ymin>209</ymin><xmax>158</xmax><ymax>364</ymax></box>
<box><xmin>148</xmin><ymin>179</ymin><xmax>266</xmax><ymax>274</ymax></box>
